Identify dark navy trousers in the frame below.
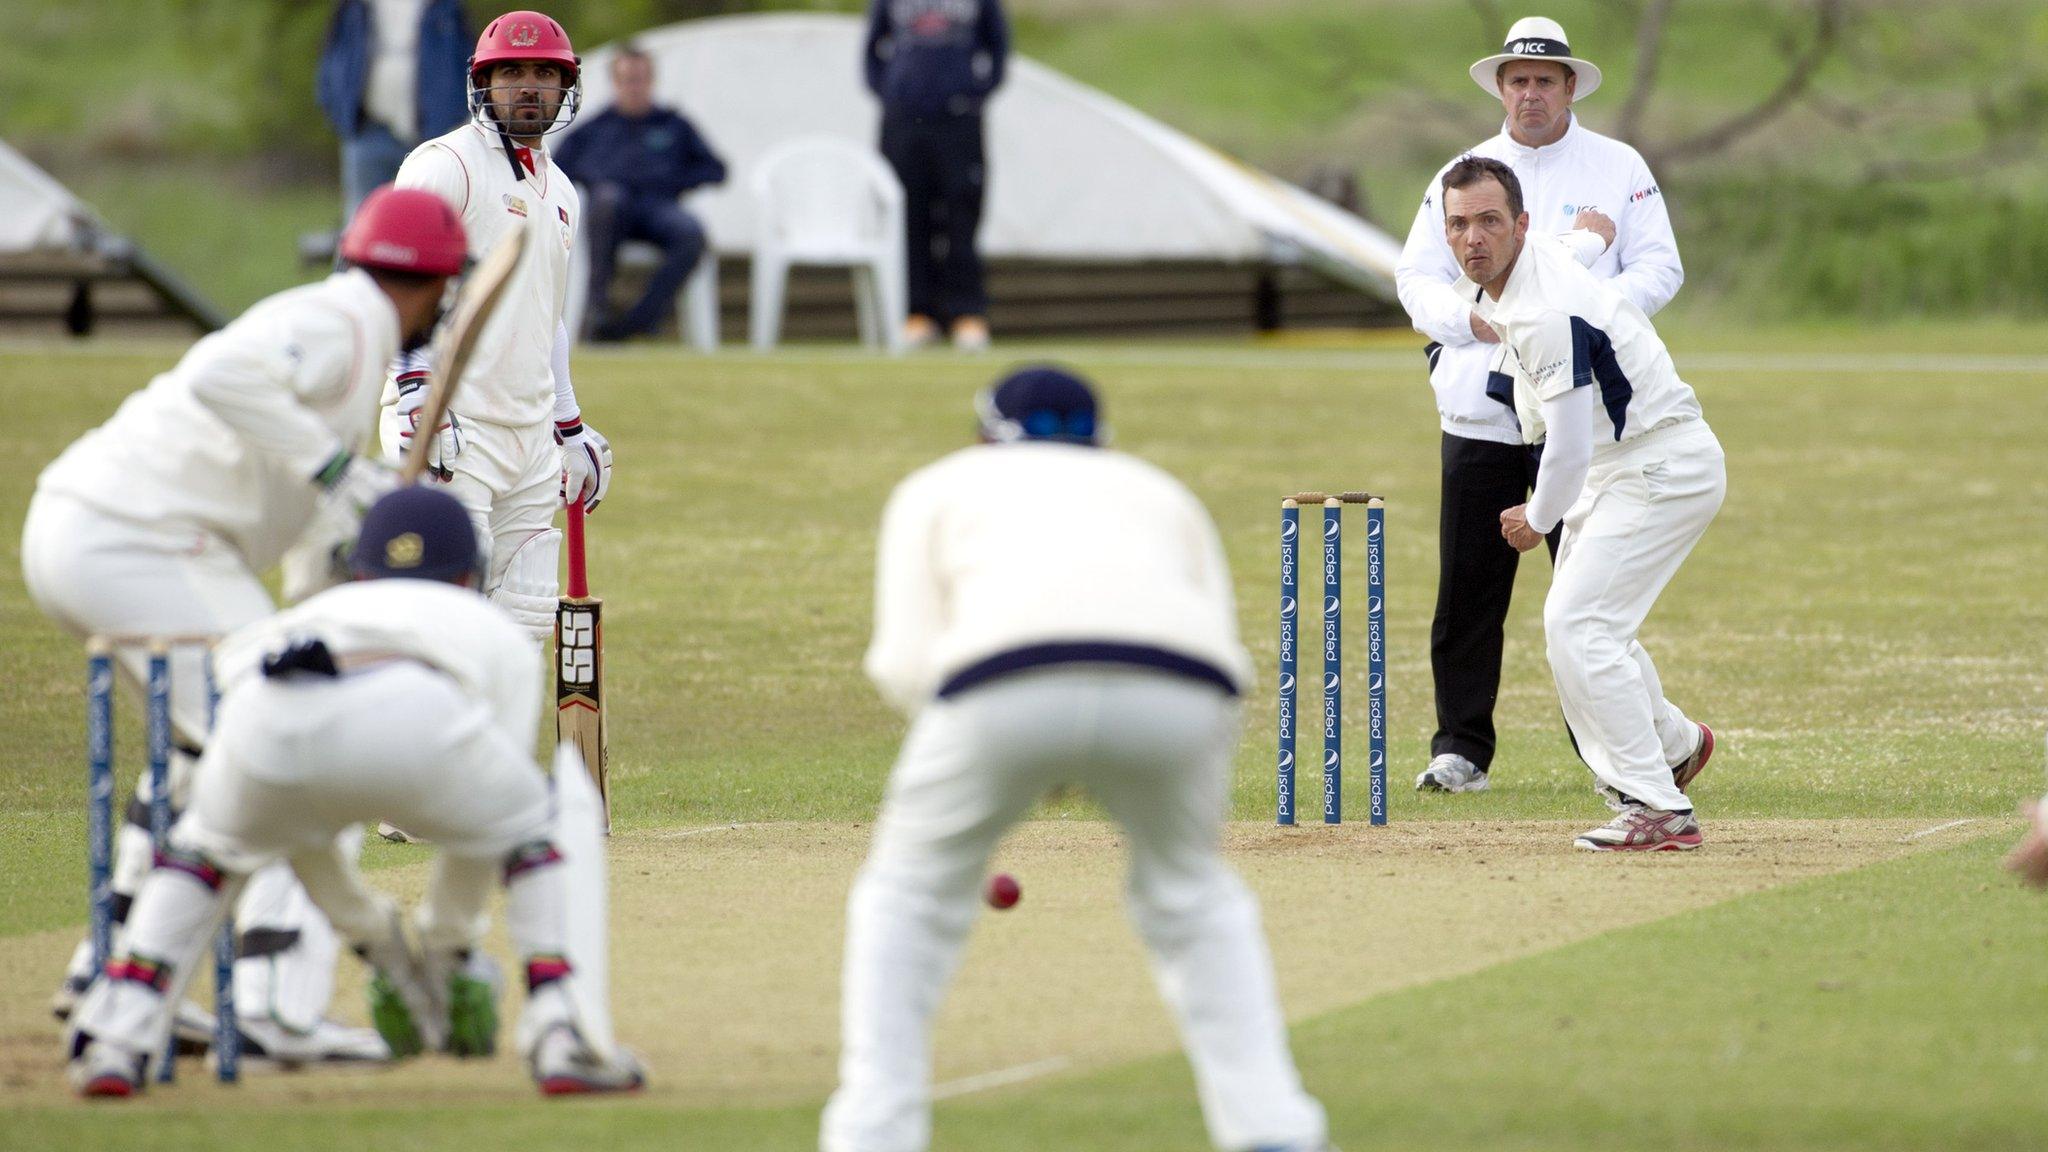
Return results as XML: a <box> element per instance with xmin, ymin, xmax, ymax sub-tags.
<box><xmin>879</xmin><ymin>112</ymin><xmax>989</xmax><ymax>323</ymax></box>
<box><xmin>582</xmin><ymin>182</ymin><xmax>708</xmax><ymax>338</ymax></box>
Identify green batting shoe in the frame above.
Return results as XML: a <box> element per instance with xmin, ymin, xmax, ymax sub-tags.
<box><xmin>368</xmin><ymin>973</ymin><xmax>425</xmax><ymax>1058</ymax></box>
<box><xmin>445</xmin><ymin>952</ymin><xmax>502</xmax><ymax>1058</ymax></box>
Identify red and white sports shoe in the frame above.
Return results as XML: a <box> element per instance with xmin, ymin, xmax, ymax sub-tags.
<box><xmin>1574</xmin><ymin>806</ymin><xmax>1703</xmax><ymax>852</ymax></box>
<box><xmin>69</xmin><ymin>1039</ymin><xmax>145</xmax><ymax>1098</ymax></box>
<box><xmin>1672</xmin><ymin>722</ymin><xmax>1715</xmax><ymax>791</ymax></box>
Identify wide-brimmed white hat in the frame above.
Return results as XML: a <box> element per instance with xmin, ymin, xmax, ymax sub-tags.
<box><xmin>1469</xmin><ymin>16</ymin><xmax>1602</xmax><ymax>99</ymax></box>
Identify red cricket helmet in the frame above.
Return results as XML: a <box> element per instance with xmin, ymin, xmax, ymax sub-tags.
<box><xmin>467</xmin><ymin>10</ymin><xmax>583</xmax><ymax>135</ymax></box>
<box><xmin>470</xmin><ymin>10</ymin><xmax>580</xmax><ymax>86</ymax></box>
<box><xmin>340</xmin><ymin>187</ymin><xmax>468</xmax><ymax>277</ymax></box>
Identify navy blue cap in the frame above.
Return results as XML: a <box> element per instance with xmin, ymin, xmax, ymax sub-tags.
<box><xmin>976</xmin><ymin>365</ymin><xmax>1104</xmax><ymax>445</ymax></box>
<box><xmin>348</xmin><ymin>486</ymin><xmax>481</xmax><ymax>583</ymax></box>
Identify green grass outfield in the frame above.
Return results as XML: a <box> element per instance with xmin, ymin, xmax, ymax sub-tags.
<box><xmin>3</xmin><ymin>325</ymin><xmax>2047</xmax><ymax>1147</ymax></box>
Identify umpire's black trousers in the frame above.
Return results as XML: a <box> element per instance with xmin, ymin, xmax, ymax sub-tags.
<box><xmin>879</xmin><ymin>111</ymin><xmax>989</xmax><ymax>324</ymax></box>
<box><xmin>1431</xmin><ymin>431</ymin><xmax>1561</xmax><ymax>770</ymax></box>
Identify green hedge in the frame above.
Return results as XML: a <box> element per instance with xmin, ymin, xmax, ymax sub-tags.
<box><xmin>1676</xmin><ymin>178</ymin><xmax>2048</xmax><ymax>319</ymax></box>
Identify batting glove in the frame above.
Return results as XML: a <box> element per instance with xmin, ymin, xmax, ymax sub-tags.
<box><xmin>557</xmin><ymin>417</ymin><xmax>613</xmax><ymax>513</ymax></box>
<box><xmin>395</xmin><ymin>369</ymin><xmax>463</xmax><ymax>481</ymax></box>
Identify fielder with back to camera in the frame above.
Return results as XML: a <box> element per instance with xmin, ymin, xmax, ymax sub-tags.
<box><xmin>823</xmin><ymin>366</ymin><xmax>1330</xmax><ymax>1152</ymax></box>
<box><xmin>1442</xmin><ymin>155</ymin><xmax>1723</xmax><ymax>851</ymax></box>
<box><xmin>384</xmin><ymin>8</ymin><xmax>614</xmax><ymax>650</ymax></box>
<box><xmin>64</xmin><ymin>486</ymin><xmax>644</xmax><ymax>1098</ymax></box>
<box><xmin>22</xmin><ymin>187</ymin><xmax>466</xmax><ymax>1066</ymax></box>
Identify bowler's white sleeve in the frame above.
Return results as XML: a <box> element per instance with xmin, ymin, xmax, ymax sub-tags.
<box><xmin>394</xmin><ymin>142</ymin><xmax>472</xmax><ymax>215</ymax></box>
<box><xmin>1608</xmin><ymin>154</ymin><xmax>1683</xmax><ymax>316</ymax></box>
<box><xmin>1394</xmin><ymin>180</ymin><xmax>1484</xmax><ymax>347</ymax></box>
<box><xmin>1560</xmin><ymin>228</ymin><xmax>1609</xmax><ymax>268</ymax></box>
<box><xmin>863</xmin><ymin>473</ymin><xmax>947</xmax><ymax>715</ymax></box>
<box><xmin>186</xmin><ymin>309</ymin><xmax>357</xmax><ymax>480</ymax></box>
<box><xmin>551</xmin><ymin>319</ymin><xmax>578</xmax><ymax>424</ymax></box>
<box><xmin>1525</xmin><ymin>386</ymin><xmax>1594</xmax><ymax>534</ymax></box>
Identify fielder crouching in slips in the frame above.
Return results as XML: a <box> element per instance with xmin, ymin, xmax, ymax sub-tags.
<box><xmin>65</xmin><ymin>487</ymin><xmax>645</xmax><ymax>1098</ymax></box>
<box><xmin>22</xmin><ymin>187</ymin><xmax>467</xmax><ymax>1065</ymax></box>
<box><xmin>1442</xmin><ymin>155</ymin><xmax>1721</xmax><ymax>851</ymax></box>
<box><xmin>822</xmin><ymin>367</ymin><xmax>1328</xmax><ymax>1152</ymax></box>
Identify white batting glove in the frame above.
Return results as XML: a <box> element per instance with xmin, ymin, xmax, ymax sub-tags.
<box><xmin>395</xmin><ymin>370</ymin><xmax>463</xmax><ymax>480</ymax></box>
<box><xmin>557</xmin><ymin>418</ymin><xmax>613</xmax><ymax>513</ymax></box>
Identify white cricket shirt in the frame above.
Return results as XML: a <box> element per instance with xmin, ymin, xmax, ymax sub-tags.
<box><xmin>1395</xmin><ymin>114</ymin><xmax>1683</xmax><ymax>444</ymax></box>
<box><xmin>35</xmin><ymin>270</ymin><xmax>400</xmax><ymax>572</ymax></box>
<box><xmin>392</xmin><ymin>122</ymin><xmax>579</xmax><ymax>429</ymax></box>
<box><xmin>1462</xmin><ymin>230</ymin><xmax>1702</xmax><ymax>452</ymax></box>
<box><xmin>865</xmin><ymin>442</ymin><xmax>1255</xmax><ymax>715</ymax></box>
<box><xmin>214</xmin><ymin>578</ymin><xmax>539</xmax><ymax>746</ymax></box>
<box><xmin>365</xmin><ymin>0</ymin><xmax>427</xmax><ymax>140</ymax></box>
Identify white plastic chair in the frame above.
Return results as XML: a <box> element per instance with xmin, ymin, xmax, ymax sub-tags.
<box><xmin>747</xmin><ymin>137</ymin><xmax>906</xmax><ymax>354</ymax></box>
<box><xmin>565</xmin><ymin>191</ymin><xmax>721</xmax><ymax>351</ymax></box>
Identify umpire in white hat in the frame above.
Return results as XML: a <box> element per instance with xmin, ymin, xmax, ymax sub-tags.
<box><xmin>1396</xmin><ymin>15</ymin><xmax>1684</xmax><ymax>795</ymax></box>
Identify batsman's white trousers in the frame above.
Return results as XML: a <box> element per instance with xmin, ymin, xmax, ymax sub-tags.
<box><xmin>1546</xmin><ymin>419</ymin><xmax>1725</xmax><ymax>812</ymax></box>
<box><xmin>23</xmin><ymin>491</ymin><xmax>349</xmax><ymax>1033</ymax></box>
<box><xmin>821</xmin><ymin>668</ymin><xmax>1326</xmax><ymax>1152</ymax></box>
<box><xmin>379</xmin><ymin>410</ymin><xmax>561</xmax><ymax>596</ymax></box>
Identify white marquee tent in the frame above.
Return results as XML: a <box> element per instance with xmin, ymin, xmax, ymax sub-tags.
<box><xmin>574</xmin><ymin>13</ymin><xmax>1401</xmax><ymax>301</ymax></box>
<box><xmin>0</xmin><ymin>139</ymin><xmax>93</xmax><ymax>255</ymax></box>
<box><xmin>0</xmin><ymin>139</ymin><xmax>221</xmax><ymax>334</ymax></box>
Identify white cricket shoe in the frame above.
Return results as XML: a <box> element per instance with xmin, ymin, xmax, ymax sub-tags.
<box><xmin>530</xmin><ymin>1025</ymin><xmax>647</xmax><ymax>1096</ymax></box>
<box><xmin>1573</xmin><ymin>806</ymin><xmax>1703</xmax><ymax>852</ymax></box>
<box><xmin>235</xmin><ymin>1016</ymin><xmax>391</xmax><ymax>1069</ymax></box>
<box><xmin>1415</xmin><ymin>753</ymin><xmax>1488</xmax><ymax>793</ymax></box>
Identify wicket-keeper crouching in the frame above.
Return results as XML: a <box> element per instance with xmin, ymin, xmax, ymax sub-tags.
<box><xmin>65</xmin><ymin>488</ymin><xmax>644</xmax><ymax>1098</ymax></box>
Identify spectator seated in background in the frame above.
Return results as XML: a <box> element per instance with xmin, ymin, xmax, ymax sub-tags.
<box><xmin>556</xmin><ymin>45</ymin><xmax>726</xmax><ymax>343</ymax></box>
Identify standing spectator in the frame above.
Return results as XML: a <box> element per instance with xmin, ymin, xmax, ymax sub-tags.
<box><xmin>555</xmin><ymin>45</ymin><xmax>727</xmax><ymax>343</ymax></box>
<box><xmin>317</xmin><ymin>0</ymin><xmax>473</xmax><ymax>220</ymax></box>
<box><xmin>1395</xmin><ymin>16</ymin><xmax>1683</xmax><ymax>795</ymax></box>
<box><xmin>864</xmin><ymin>0</ymin><xmax>1008</xmax><ymax>352</ymax></box>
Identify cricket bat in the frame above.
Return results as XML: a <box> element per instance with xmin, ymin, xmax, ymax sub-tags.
<box><xmin>400</xmin><ymin>223</ymin><xmax>528</xmax><ymax>485</ymax></box>
<box><xmin>556</xmin><ymin>500</ymin><xmax>610</xmax><ymax>831</ymax></box>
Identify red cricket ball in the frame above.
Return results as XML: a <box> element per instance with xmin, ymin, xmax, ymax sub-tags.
<box><xmin>984</xmin><ymin>872</ymin><xmax>1022</xmax><ymax>910</ymax></box>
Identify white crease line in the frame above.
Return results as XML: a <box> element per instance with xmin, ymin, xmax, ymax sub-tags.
<box><xmin>931</xmin><ymin>1056</ymin><xmax>1072</xmax><ymax>1100</ymax></box>
<box><xmin>581</xmin><ymin>346</ymin><xmax>2048</xmax><ymax>376</ymax></box>
<box><xmin>1905</xmin><ymin>818</ymin><xmax>1978</xmax><ymax>840</ymax></box>
<box><xmin>658</xmin><ymin>821</ymin><xmax>777</xmax><ymax>840</ymax></box>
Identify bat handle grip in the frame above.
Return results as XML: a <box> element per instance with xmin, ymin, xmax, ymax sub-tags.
<box><xmin>565</xmin><ymin>500</ymin><xmax>588</xmax><ymax>599</ymax></box>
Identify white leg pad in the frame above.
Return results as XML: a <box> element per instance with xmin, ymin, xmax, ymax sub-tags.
<box><xmin>491</xmin><ymin>528</ymin><xmax>562</xmax><ymax>641</ymax></box>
